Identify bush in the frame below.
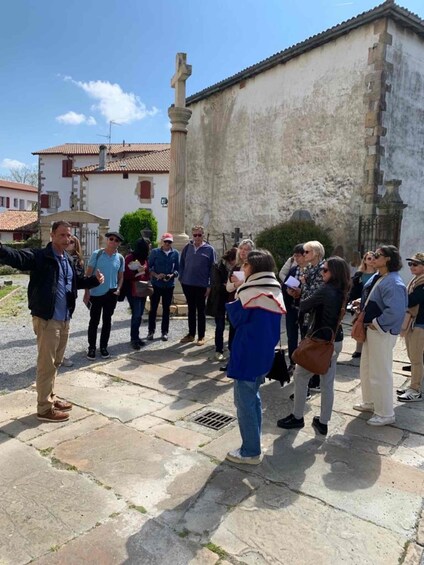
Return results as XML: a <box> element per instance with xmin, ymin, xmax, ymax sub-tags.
<box><xmin>256</xmin><ymin>220</ymin><xmax>334</xmax><ymax>270</ymax></box>
<box><xmin>1</xmin><ymin>236</ymin><xmax>41</xmax><ymax>251</ymax></box>
<box><xmin>119</xmin><ymin>209</ymin><xmax>158</xmax><ymax>249</ymax></box>
<box><xmin>0</xmin><ymin>265</ymin><xmax>18</xmax><ymax>276</ymax></box>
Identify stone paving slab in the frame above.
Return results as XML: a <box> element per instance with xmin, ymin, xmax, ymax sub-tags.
<box><xmin>391</xmin><ymin>433</ymin><xmax>424</xmax><ymax>468</ymax></box>
<box><xmin>55</xmin><ymin>380</ymin><xmax>162</xmax><ymax>423</ymax></box>
<box><xmin>211</xmin><ymin>483</ymin><xmax>407</xmax><ymax>565</ymax></box>
<box><xmin>0</xmin><ymin>438</ymin><xmax>124</xmax><ymax>565</ymax></box>
<box><xmin>33</xmin><ymin>510</ymin><xmax>218</xmax><ymax>565</ymax></box>
<box><xmin>126</xmin><ymin>414</ymin><xmax>166</xmax><ymax>432</ymax></box>
<box><xmin>52</xmin><ymin>421</ymin><xmax>217</xmax><ymax>523</ymax></box>
<box><xmin>57</xmin><ymin>369</ymin><xmax>113</xmax><ymax>389</ymax></box>
<box><xmin>0</xmin><ymin>389</ymin><xmax>37</xmax><ymax>423</ymax></box>
<box><xmin>145</xmin><ymin>422</ymin><xmax>212</xmax><ymax>450</ymax></box>
<box><xmin>29</xmin><ymin>413</ymin><xmax>110</xmax><ymax>450</ymax></box>
<box><xmin>257</xmin><ymin>432</ymin><xmax>424</xmax><ymax>536</ymax></box>
<box><xmin>152</xmin><ymin>398</ymin><xmax>206</xmax><ymax>422</ymax></box>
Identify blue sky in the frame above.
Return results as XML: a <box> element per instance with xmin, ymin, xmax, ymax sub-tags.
<box><xmin>1</xmin><ymin>0</ymin><xmax>423</xmax><ymax>176</ymax></box>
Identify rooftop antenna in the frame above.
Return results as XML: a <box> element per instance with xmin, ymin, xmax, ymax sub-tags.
<box><xmin>96</xmin><ymin>120</ymin><xmax>121</xmax><ymax>158</ymax></box>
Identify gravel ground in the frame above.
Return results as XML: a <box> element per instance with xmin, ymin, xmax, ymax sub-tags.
<box><xmin>0</xmin><ymin>274</ymin><xmax>216</xmax><ymax>393</ymax></box>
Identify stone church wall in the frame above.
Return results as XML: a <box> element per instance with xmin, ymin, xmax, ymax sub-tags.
<box><xmin>186</xmin><ymin>24</ymin><xmax>378</xmax><ymax>257</ymax></box>
<box><xmin>383</xmin><ymin>20</ymin><xmax>424</xmax><ymax>264</ymax></box>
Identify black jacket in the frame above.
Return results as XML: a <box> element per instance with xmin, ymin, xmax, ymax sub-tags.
<box><xmin>0</xmin><ymin>242</ymin><xmax>99</xmax><ymax>320</ymax></box>
<box><xmin>408</xmin><ymin>283</ymin><xmax>424</xmax><ymax>325</ymax></box>
<box><xmin>299</xmin><ymin>283</ymin><xmax>344</xmax><ymax>342</ymax></box>
<box><xmin>206</xmin><ymin>261</ymin><xmax>230</xmax><ymax>317</ymax></box>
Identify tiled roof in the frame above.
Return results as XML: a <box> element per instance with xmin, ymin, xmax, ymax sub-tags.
<box><xmin>33</xmin><ymin>143</ymin><xmax>170</xmax><ymax>156</ymax></box>
<box><xmin>0</xmin><ymin>211</ymin><xmax>38</xmax><ymax>231</ymax></box>
<box><xmin>0</xmin><ymin>179</ymin><xmax>38</xmax><ymax>192</ymax></box>
<box><xmin>187</xmin><ymin>1</ymin><xmax>424</xmax><ymax>105</ymax></box>
<box><xmin>73</xmin><ymin>149</ymin><xmax>170</xmax><ymax>174</ymax></box>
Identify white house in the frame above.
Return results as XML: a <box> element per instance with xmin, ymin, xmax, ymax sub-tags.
<box><xmin>32</xmin><ymin>142</ymin><xmax>170</xmax><ymax>251</ymax></box>
<box><xmin>0</xmin><ymin>179</ymin><xmax>38</xmax><ymax>213</ymax></box>
<box><xmin>72</xmin><ymin>147</ymin><xmax>171</xmax><ymax>238</ymax></box>
<box><xmin>0</xmin><ymin>210</ymin><xmax>38</xmax><ymax>242</ymax></box>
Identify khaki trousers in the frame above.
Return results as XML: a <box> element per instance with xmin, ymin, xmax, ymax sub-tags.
<box><xmin>32</xmin><ymin>316</ymin><xmax>70</xmax><ymax>415</ymax></box>
<box><xmin>405</xmin><ymin>327</ymin><xmax>424</xmax><ymax>392</ymax></box>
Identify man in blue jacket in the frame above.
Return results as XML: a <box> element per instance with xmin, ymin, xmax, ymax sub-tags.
<box><xmin>147</xmin><ymin>232</ymin><xmax>179</xmax><ymax>341</ymax></box>
<box><xmin>0</xmin><ymin>221</ymin><xmax>103</xmax><ymax>422</ymax></box>
<box><xmin>179</xmin><ymin>225</ymin><xmax>216</xmax><ymax>346</ymax></box>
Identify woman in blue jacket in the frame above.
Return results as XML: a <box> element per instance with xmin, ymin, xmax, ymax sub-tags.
<box><xmin>225</xmin><ymin>249</ymin><xmax>285</xmax><ymax>465</ymax></box>
<box><xmin>353</xmin><ymin>245</ymin><xmax>407</xmax><ymax>426</ymax></box>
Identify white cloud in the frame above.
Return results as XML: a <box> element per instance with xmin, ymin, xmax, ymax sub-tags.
<box><xmin>64</xmin><ymin>77</ymin><xmax>158</xmax><ymax>124</ymax></box>
<box><xmin>56</xmin><ymin>111</ymin><xmax>97</xmax><ymax>126</ymax></box>
<box><xmin>0</xmin><ymin>158</ymin><xmax>26</xmax><ymax>169</ymax></box>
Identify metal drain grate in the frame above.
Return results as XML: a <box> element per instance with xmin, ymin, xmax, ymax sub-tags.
<box><xmin>192</xmin><ymin>410</ymin><xmax>235</xmax><ymax>431</ymax></box>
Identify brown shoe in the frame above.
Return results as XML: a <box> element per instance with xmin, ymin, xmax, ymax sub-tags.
<box><xmin>197</xmin><ymin>338</ymin><xmax>205</xmax><ymax>346</ymax></box>
<box><xmin>180</xmin><ymin>334</ymin><xmax>195</xmax><ymax>343</ymax></box>
<box><xmin>53</xmin><ymin>399</ymin><xmax>72</xmax><ymax>412</ymax></box>
<box><xmin>37</xmin><ymin>409</ymin><xmax>69</xmax><ymax>422</ymax></box>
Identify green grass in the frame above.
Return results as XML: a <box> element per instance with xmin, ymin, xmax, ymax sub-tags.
<box><xmin>0</xmin><ymin>287</ymin><xmax>26</xmax><ymax>317</ymax></box>
<box><xmin>0</xmin><ymin>285</ymin><xmax>17</xmax><ymax>299</ymax></box>
<box><xmin>204</xmin><ymin>543</ymin><xmax>227</xmax><ymax>558</ymax></box>
<box><xmin>129</xmin><ymin>504</ymin><xmax>147</xmax><ymax>514</ymax></box>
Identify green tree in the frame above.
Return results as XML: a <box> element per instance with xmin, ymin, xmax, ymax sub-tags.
<box><xmin>256</xmin><ymin>220</ymin><xmax>333</xmax><ymax>270</ymax></box>
<box><xmin>119</xmin><ymin>209</ymin><xmax>158</xmax><ymax>249</ymax></box>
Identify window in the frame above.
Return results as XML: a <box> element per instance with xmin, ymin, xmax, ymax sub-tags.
<box><xmin>139</xmin><ymin>180</ymin><xmax>152</xmax><ymax>200</ymax></box>
<box><xmin>13</xmin><ymin>198</ymin><xmax>18</xmax><ymax>208</ymax></box>
<box><xmin>62</xmin><ymin>159</ymin><xmax>73</xmax><ymax>177</ymax></box>
<box><xmin>123</xmin><ymin>172</ymin><xmax>129</xmax><ymax>179</ymax></box>
<box><xmin>19</xmin><ymin>199</ymin><xmax>25</xmax><ymax>210</ymax></box>
<box><xmin>0</xmin><ymin>197</ymin><xmax>10</xmax><ymax>208</ymax></box>
<box><xmin>40</xmin><ymin>192</ymin><xmax>60</xmax><ymax>211</ymax></box>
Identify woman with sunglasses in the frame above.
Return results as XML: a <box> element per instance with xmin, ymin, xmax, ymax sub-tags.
<box><xmin>349</xmin><ymin>251</ymin><xmax>377</xmax><ymax>359</ymax></box>
<box><xmin>397</xmin><ymin>253</ymin><xmax>424</xmax><ymax>402</ymax></box>
<box><xmin>225</xmin><ymin>249</ymin><xmax>285</xmax><ymax>464</ymax></box>
<box><xmin>353</xmin><ymin>245</ymin><xmax>407</xmax><ymax>425</ymax></box>
<box><xmin>277</xmin><ymin>256</ymin><xmax>350</xmax><ymax>435</ymax></box>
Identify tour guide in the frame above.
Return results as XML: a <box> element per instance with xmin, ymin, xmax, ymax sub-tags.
<box><xmin>0</xmin><ymin>221</ymin><xmax>103</xmax><ymax>422</ymax></box>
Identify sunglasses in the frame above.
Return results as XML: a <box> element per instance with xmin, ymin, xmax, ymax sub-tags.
<box><xmin>108</xmin><ymin>237</ymin><xmax>121</xmax><ymax>243</ymax></box>
<box><xmin>163</xmin><ymin>240</ymin><xmax>172</xmax><ymax>243</ymax></box>
<box><xmin>373</xmin><ymin>252</ymin><xmax>385</xmax><ymax>259</ymax></box>
<box><xmin>192</xmin><ymin>233</ymin><xmax>203</xmax><ymax>237</ymax></box>
<box><xmin>321</xmin><ymin>267</ymin><xmax>329</xmax><ymax>273</ymax></box>
<box><xmin>366</xmin><ymin>256</ymin><xmax>374</xmax><ymax>260</ymax></box>
<box><xmin>408</xmin><ymin>261</ymin><xmax>421</xmax><ymax>267</ymax></box>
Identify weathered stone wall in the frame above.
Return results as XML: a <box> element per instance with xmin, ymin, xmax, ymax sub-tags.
<box><xmin>383</xmin><ymin>21</ymin><xmax>424</xmax><ymax>262</ymax></box>
<box><xmin>186</xmin><ymin>24</ymin><xmax>379</xmax><ymax>256</ymax></box>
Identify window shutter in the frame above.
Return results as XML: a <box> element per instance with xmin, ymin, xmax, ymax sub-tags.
<box><xmin>62</xmin><ymin>159</ymin><xmax>72</xmax><ymax>177</ymax></box>
<box><xmin>139</xmin><ymin>180</ymin><xmax>151</xmax><ymax>199</ymax></box>
<box><xmin>6</xmin><ymin>197</ymin><xmax>10</xmax><ymax>208</ymax></box>
<box><xmin>40</xmin><ymin>194</ymin><xmax>50</xmax><ymax>208</ymax></box>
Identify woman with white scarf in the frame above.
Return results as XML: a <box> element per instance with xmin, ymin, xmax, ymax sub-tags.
<box><xmin>397</xmin><ymin>252</ymin><xmax>424</xmax><ymax>402</ymax></box>
<box><xmin>225</xmin><ymin>250</ymin><xmax>285</xmax><ymax>465</ymax></box>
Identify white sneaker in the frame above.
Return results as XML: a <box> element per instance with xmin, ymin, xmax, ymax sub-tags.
<box><xmin>225</xmin><ymin>448</ymin><xmax>261</xmax><ymax>465</ymax></box>
<box><xmin>61</xmin><ymin>357</ymin><xmax>74</xmax><ymax>367</ymax></box>
<box><xmin>353</xmin><ymin>403</ymin><xmax>374</xmax><ymax>412</ymax></box>
<box><xmin>367</xmin><ymin>415</ymin><xmax>395</xmax><ymax>426</ymax></box>
<box><xmin>397</xmin><ymin>388</ymin><xmax>422</xmax><ymax>402</ymax></box>
<box><xmin>215</xmin><ymin>352</ymin><xmax>224</xmax><ymax>362</ymax></box>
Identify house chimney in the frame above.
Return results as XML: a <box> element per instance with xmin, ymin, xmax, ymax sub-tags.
<box><xmin>99</xmin><ymin>145</ymin><xmax>107</xmax><ymax>171</ymax></box>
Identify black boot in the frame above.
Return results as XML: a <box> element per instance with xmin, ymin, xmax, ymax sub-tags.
<box><xmin>312</xmin><ymin>416</ymin><xmax>328</xmax><ymax>436</ymax></box>
<box><xmin>277</xmin><ymin>414</ymin><xmax>304</xmax><ymax>429</ymax></box>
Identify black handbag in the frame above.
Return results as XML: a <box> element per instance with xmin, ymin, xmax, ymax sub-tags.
<box><xmin>266</xmin><ymin>347</ymin><xmax>290</xmax><ymax>387</ymax></box>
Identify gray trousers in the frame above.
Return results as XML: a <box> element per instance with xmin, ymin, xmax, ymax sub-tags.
<box><xmin>293</xmin><ymin>340</ymin><xmax>343</xmax><ymax>424</ymax></box>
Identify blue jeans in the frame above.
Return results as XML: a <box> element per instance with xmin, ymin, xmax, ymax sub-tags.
<box><xmin>215</xmin><ymin>315</ymin><xmax>225</xmax><ymax>353</ymax></box>
<box><xmin>233</xmin><ymin>375</ymin><xmax>265</xmax><ymax>457</ymax></box>
<box><xmin>127</xmin><ymin>295</ymin><xmax>146</xmax><ymax>342</ymax></box>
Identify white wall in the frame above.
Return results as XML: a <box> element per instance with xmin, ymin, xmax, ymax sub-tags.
<box><xmin>383</xmin><ymin>21</ymin><xmax>424</xmax><ymax>272</ymax></box>
<box><xmin>0</xmin><ymin>187</ymin><xmax>37</xmax><ymax>212</ymax></box>
<box><xmin>187</xmin><ymin>24</ymin><xmax>377</xmax><ymax>255</ymax></box>
<box><xmin>85</xmin><ymin>172</ymin><xmax>169</xmax><ymax>240</ymax></box>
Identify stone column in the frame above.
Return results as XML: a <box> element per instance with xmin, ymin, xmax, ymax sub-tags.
<box><xmin>167</xmin><ymin>106</ymin><xmax>192</xmax><ymax>249</ymax></box>
<box><xmin>167</xmin><ymin>53</ymin><xmax>192</xmax><ymax>251</ymax></box>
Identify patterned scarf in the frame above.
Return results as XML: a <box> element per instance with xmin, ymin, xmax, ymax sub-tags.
<box><xmin>236</xmin><ymin>271</ymin><xmax>286</xmax><ymax>314</ymax></box>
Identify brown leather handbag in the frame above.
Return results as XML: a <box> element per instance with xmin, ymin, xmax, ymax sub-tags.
<box><xmin>292</xmin><ymin>327</ymin><xmax>335</xmax><ymax>375</ymax></box>
<box><xmin>351</xmin><ymin>311</ymin><xmax>366</xmax><ymax>343</ymax></box>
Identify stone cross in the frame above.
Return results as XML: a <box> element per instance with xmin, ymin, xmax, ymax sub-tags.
<box><xmin>171</xmin><ymin>53</ymin><xmax>192</xmax><ymax>108</ymax></box>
